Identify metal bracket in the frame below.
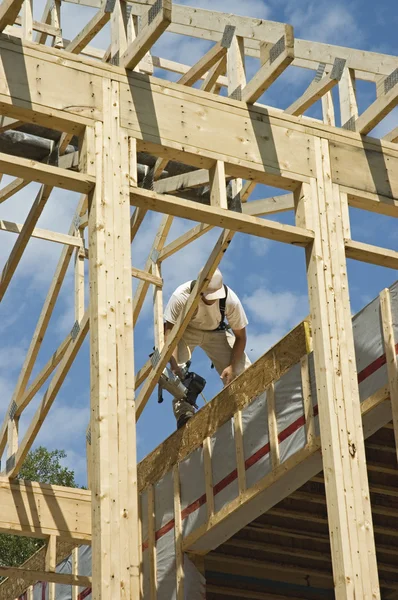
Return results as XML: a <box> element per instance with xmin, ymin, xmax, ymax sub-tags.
<box><xmin>270</xmin><ymin>36</ymin><xmax>286</xmax><ymax>64</ymax></box>
<box><xmin>71</xmin><ymin>320</ymin><xmax>80</xmax><ymax>341</ymax></box>
<box><xmin>104</xmin><ymin>0</ymin><xmax>116</xmax><ymax>13</ymax></box>
<box><xmin>342</xmin><ymin>115</ymin><xmax>356</xmax><ymax>131</ymax></box>
<box><xmin>151</xmin><ymin>249</ymin><xmax>160</xmax><ymax>263</ymax></box>
<box><xmin>73</xmin><ymin>214</ymin><xmax>81</xmax><ymax>230</ymax></box>
<box><xmin>384</xmin><ymin>68</ymin><xmax>398</xmax><ymax>94</ymax></box>
<box><xmin>9</xmin><ymin>401</ymin><xmax>17</xmax><ymax>420</ymax></box>
<box><xmin>148</xmin><ymin>0</ymin><xmax>162</xmax><ymax>25</ymax></box>
<box><xmin>151</xmin><ymin>348</ymin><xmax>161</xmax><ymax>368</ymax></box>
<box><xmin>86</xmin><ymin>428</ymin><xmax>92</xmax><ymax>445</ymax></box>
<box><xmin>330</xmin><ymin>57</ymin><xmax>346</xmax><ymax>81</ymax></box>
<box><xmin>221</xmin><ymin>25</ymin><xmax>236</xmax><ymax>49</ymax></box>
<box><xmin>314</xmin><ymin>62</ymin><xmax>326</xmax><ymax>82</ymax></box>
<box><xmin>6</xmin><ymin>454</ymin><xmax>15</xmax><ymax>473</ymax></box>
<box><xmin>230</xmin><ymin>86</ymin><xmax>242</xmax><ymax>101</ymax></box>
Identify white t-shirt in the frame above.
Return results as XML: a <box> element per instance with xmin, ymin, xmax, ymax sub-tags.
<box><xmin>164</xmin><ymin>281</ymin><xmax>249</xmax><ymax>331</ymax></box>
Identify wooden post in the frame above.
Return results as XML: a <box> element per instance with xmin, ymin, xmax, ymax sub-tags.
<box><xmin>72</xmin><ymin>547</ymin><xmax>79</xmax><ymax>600</ymax></box>
<box><xmin>294</xmin><ymin>140</ymin><xmax>380</xmax><ymax>599</ymax></box>
<box><xmin>88</xmin><ymin>79</ymin><xmax>139</xmax><ymax>599</ymax></box>
<box><xmin>266</xmin><ymin>383</ymin><xmax>280</xmax><ymax>469</ymax></box>
<box><xmin>227</xmin><ymin>35</ymin><xmax>246</xmax><ymax>205</ymax></box>
<box><xmin>173</xmin><ymin>464</ymin><xmax>184</xmax><ymax>600</ymax></box>
<box><xmin>339</xmin><ymin>67</ymin><xmax>358</xmax><ymax>127</ymax></box>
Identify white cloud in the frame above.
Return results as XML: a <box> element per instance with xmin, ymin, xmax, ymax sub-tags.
<box><xmin>244</xmin><ymin>287</ymin><xmax>308</xmax><ymax>327</ymax></box>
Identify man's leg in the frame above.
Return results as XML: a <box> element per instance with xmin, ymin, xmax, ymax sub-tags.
<box><xmin>201</xmin><ymin>330</ymin><xmax>251</xmax><ymax>384</ymax></box>
<box><xmin>173</xmin><ymin>328</ymin><xmax>203</xmax><ymax>427</ymax></box>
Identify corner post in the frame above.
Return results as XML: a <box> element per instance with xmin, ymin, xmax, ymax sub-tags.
<box><xmin>88</xmin><ymin>78</ymin><xmax>139</xmax><ymax>599</ymax></box>
<box><xmin>294</xmin><ymin>138</ymin><xmax>380</xmax><ymax>600</ymax></box>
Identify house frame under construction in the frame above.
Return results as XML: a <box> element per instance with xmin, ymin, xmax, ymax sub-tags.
<box><xmin>0</xmin><ymin>0</ymin><xmax>397</xmax><ymax>598</ymax></box>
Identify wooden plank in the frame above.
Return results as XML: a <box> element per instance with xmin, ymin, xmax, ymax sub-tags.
<box><xmin>0</xmin><ymin>185</ymin><xmax>53</xmax><ymax>303</ymax></box>
<box><xmin>135</xmin><ymin>229</ymin><xmax>235</xmax><ymax>419</ymax></box>
<box><xmin>152</xmin><ymin>54</ymin><xmax>228</xmax><ymax>88</ymax></box>
<box><xmin>0</xmin><ymin>0</ymin><xmax>24</xmax><ymax>32</ymax></box>
<box><xmin>343</xmin><ymin>186</ymin><xmax>398</xmax><ymax>218</ymax></box>
<box><xmin>178</xmin><ymin>25</ymin><xmax>235</xmax><ymax>87</ymax></box>
<box><xmin>130</xmin><ymin>186</ymin><xmax>314</xmax><ymax>246</ymax></box>
<box><xmin>14</xmin><ymin>14</ymin><xmax>60</xmax><ymax>38</ymax></box>
<box><xmin>241</xmin><ymin>28</ymin><xmax>294</xmax><ymax>104</ymax></box>
<box><xmin>209</xmin><ymin>160</ymin><xmax>228</xmax><ymax>209</ymax></box>
<box><xmin>339</xmin><ymin>67</ymin><xmax>358</xmax><ymax>127</ymax></box>
<box><xmin>0</xmin><ymin>220</ymin><xmax>82</xmax><ymax>248</ymax></box>
<box><xmin>148</xmin><ymin>485</ymin><xmax>157</xmax><ymax>600</ymax></box>
<box><xmin>241</xmin><ymin>180</ymin><xmax>256</xmax><ymax>202</ymax></box>
<box><xmin>131</xmin><ymin>265</ymin><xmax>163</xmax><ymax>287</ymax></box>
<box><xmin>242</xmin><ymin>193</ymin><xmax>294</xmax><ymax>216</ymax></box>
<box><xmin>201</xmin><ymin>55</ymin><xmax>227</xmax><ymax>92</ymax></box>
<box><xmin>266</xmin><ymin>383</ymin><xmax>279</xmax><ymax>469</ymax></box>
<box><xmin>121</xmin><ymin>0</ymin><xmax>171</xmax><ymax>70</ymax></box>
<box><xmin>0</xmin><ymin>177</ymin><xmax>29</xmax><ymax>204</ymax></box>
<box><xmin>158</xmin><ymin>223</ymin><xmax>213</xmax><ymax>262</ymax></box>
<box><xmin>233</xmin><ymin>410</ymin><xmax>246</xmax><ymax>494</ymax></box>
<box><xmin>173</xmin><ymin>464</ymin><xmax>184</xmax><ymax>600</ymax></box>
<box><xmin>65</xmin><ymin>2</ymin><xmax>115</xmax><ymax>54</ymax></box>
<box><xmin>203</xmin><ymin>436</ymin><xmax>214</xmax><ymax>521</ymax></box>
<box><xmin>6</xmin><ymin>312</ymin><xmax>89</xmax><ymax>478</ymax></box>
<box><xmin>383</xmin><ymin>126</ymin><xmax>398</xmax><ymax>143</ymax></box>
<box><xmin>321</xmin><ymin>91</ymin><xmax>335</xmax><ymax>126</ymax></box>
<box><xmin>74</xmin><ymin>233</ymin><xmax>85</xmax><ymax>323</ymax></box>
<box><xmin>153</xmin><ymin>169</ymin><xmax>213</xmax><ymax>194</ymax></box>
<box><xmin>45</xmin><ymin>536</ymin><xmax>56</xmax><ymax>572</ymax></box>
<box><xmin>0</xmin><ymin>115</ymin><xmax>23</xmax><ymax>133</ymax></box>
<box><xmin>0</xmin><ymin>567</ymin><xmax>90</xmax><ymax>587</ymax></box>
<box><xmin>345</xmin><ymin>239</ymin><xmax>398</xmax><ymax>270</ymax></box>
<box><xmin>21</xmin><ymin>0</ymin><xmax>33</xmax><ymax>41</ymax></box>
<box><xmin>137</xmin><ymin>320</ymin><xmax>308</xmax><ymax>491</ymax></box>
<box><xmin>354</xmin><ymin>80</ymin><xmax>398</xmax><ymax>135</ymax></box>
<box><xmin>286</xmin><ymin>59</ymin><xmax>345</xmax><ymax>116</ymax></box>
<box><xmin>380</xmin><ymin>288</ymin><xmax>398</xmax><ymax>462</ymax></box>
<box><xmin>72</xmin><ymin>548</ymin><xmax>79</xmax><ymax>600</ymax></box>
<box><xmin>0</xmin><ymin>153</ymin><xmax>95</xmax><ymax>193</ymax></box>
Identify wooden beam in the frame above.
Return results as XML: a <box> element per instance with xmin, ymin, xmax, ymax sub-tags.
<box><xmin>153</xmin><ymin>169</ymin><xmax>212</xmax><ymax>194</ymax></box>
<box><xmin>0</xmin><ymin>177</ymin><xmax>29</xmax><ymax>204</ymax></box>
<box><xmin>178</xmin><ymin>25</ymin><xmax>235</xmax><ymax>87</ymax></box>
<box><xmin>339</xmin><ymin>67</ymin><xmax>358</xmax><ymax>126</ymax></box>
<box><xmin>121</xmin><ymin>0</ymin><xmax>172</xmax><ymax>70</ymax></box>
<box><xmin>285</xmin><ymin>59</ymin><xmax>346</xmax><ymax>116</ymax></box>
<box><xmin>241</xmin><ymin>28</ymin><xmax>294</xmax><ymax>104</ymax></box>
<box><xmin>345</xmin><ymin>239</ymin><xmax>398</xmax><ymax>270</ymax></box>
<box><xmin>240</xmin><ymin>180</ymin><xmax>256</xmax><ymax>202</ymax></box>
<box><xmin>0</xmin><ymin>567</ymin><xmax>90</xmax><ymax>587</ymax></box>
<box><xmin>158</xmin><ymin>223</ymin><xmax>213</xmax><ymax>262</ymax></box>
<box><xmin>0</xmin><ymin>478</ymin><xmax>90</xmax><ymax>541</ymax></box>
<box><xmin>0</xmin><ymin>185</ymin><xmax>53</xmax><ymax>303</ymax></box>
<box><xmin>0</xmin><ymin>219</ymin><xmax>83</xmax><ymax>248</ymax></box>
<box><xmin>200</xmin><ymin>55</ymin><xmax>227</xmax><ymax>92</ymax></box>
<box><xmin>383</xmin><ymin>126</ymin><xmax>398</xmax><ymax>143</ymax></box>
<box><xmin>242</xmin><ymin>193</ymin><xmax>294</xmax><ymax>216</ymax></box>
<box><xmin>6</xmin><ymin>312</ymin><xmax>89</xmax><ymax>478</ymax></box>
<box><xmin>135</xmin><ymin>229</ymin><xmax>234</xmax><ymax>419</ymax></box>
<box><xmin>353</xmin><ymin>76</ymin><xmax>398</xmax><ymax>134</ymax></box>
<box><xmin>209</xmin><ymin>160</ymin><xmax>228</xmax><ymax>209</ymax></box>
<box><xmin>0</xmin><ymin>115</ymin><xmax>23</xmax><ymax>133</ymax></box>
<box><xmin>130</xmin><ymin>187</ymin><xmax>314</xmax><ymax>246</ymax></box>
<box><xmin>65</xmin><ymin>0</ymin><xmax>115</xmax><ymax>54</ymax></box>
<box><xmin>0</xmin><ymin>153</ymin><xmax>95</xmax><ymax>193</ymax></box>
<box><xmin>152</xmin><ymin>55</ymin><xmax>229</xmax><ymax>88</ymax></box>
<box><xmin>131</xmin><ymin>265</ymin><xmax>162</xmax><ymax>286</ymax></box>
<box><xmin>343</xmin><ymin>186</ymin><xmax>398</xmax><ymax>218</ymax></box>
<box><xmin>0</xmin><ymin>0</ymin><xmax>24</xmax><ymax>32</ymax></box>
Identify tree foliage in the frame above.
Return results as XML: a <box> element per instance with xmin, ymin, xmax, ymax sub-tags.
<box><xmin>0</xmin><ymin>447</ymin><xmax>78</xmax><ymax>568</ymax></box>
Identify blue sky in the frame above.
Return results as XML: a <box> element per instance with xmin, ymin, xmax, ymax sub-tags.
<box><xmin>0</xmin><ymin>0</ymin><xmax>397</xmax><ymax>485</ymax></box>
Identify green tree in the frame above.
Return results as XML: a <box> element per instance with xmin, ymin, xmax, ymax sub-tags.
<box><xmin>0</xmin><ymin>447</ymin><xmax>78</xmax><ymax>567</ymax></box>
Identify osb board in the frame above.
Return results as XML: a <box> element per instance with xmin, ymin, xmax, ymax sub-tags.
<box><xmin>138</xmin><ymin>320</ymin><xmax>309</xmax><ymax>492</ymax></box>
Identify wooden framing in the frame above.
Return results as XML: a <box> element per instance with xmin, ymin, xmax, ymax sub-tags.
<box><xmin>0</xmin><ymin>2</ymin><xmax>396</xmax><ymax>598</ymax></box>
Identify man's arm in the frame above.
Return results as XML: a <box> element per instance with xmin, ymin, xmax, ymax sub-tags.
<box><xmin>164</xmin><ymin>321</ymin><xmax>183</xmax><ymax>377</ymax></box>
<box><xmin>220</xmin><ymin>327</ymin><xmax>247</xmax><ymax>386</ymax></box>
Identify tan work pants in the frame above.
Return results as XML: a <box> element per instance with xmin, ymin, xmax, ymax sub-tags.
<box><xmin>173</xmin><ymin>327</ymin><xmax>251</xmax><ymax>421</ymax></box>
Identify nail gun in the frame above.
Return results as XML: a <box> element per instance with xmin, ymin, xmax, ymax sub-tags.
<box><xmin>158</xmin><ymin>361</ymin><xmax>206</xmax><ymax>409</ymax></box>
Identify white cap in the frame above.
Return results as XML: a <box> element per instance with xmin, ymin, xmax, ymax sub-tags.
<box><xmin>202</xmin><ymin>268</ymin><xmax>226</xmax><ymax>301</ymax></box>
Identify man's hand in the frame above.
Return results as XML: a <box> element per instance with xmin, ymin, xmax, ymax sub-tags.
<box><xmin>220</xmin><ymin>365</ymin><xmax>235</xmax><ymax>386</ymax></box>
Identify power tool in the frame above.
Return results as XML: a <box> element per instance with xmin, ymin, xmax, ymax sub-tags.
<box><xmin>158</xmin><ymin>361</ymin><xmax>206</xmax><ymax>409</ymax></box>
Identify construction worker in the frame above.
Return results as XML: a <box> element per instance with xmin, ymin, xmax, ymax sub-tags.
<box><xmin>164</xmin><ymin>268</ymin><xmax>251</xmax><ymax>428</ymax></box>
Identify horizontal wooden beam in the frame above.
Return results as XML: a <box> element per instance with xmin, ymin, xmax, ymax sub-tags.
<box><xmin>242</xmin><ymin>193</ymin><xmax>294</xmax><ymax>216</ymax></box>
<box><xmin>241</xmin><ymin>27</ymin><xmax>294</xmax><ymax>104</ymax></box>
<box><xmin>343</xmin><ymin>186</ymin><xmax>398</xmax><ymax>218</ymax></box>
<box><xmin>0</xmin><ymin>477</ymin><xmax>91</xmax><ymax>541</ymax></box>
<box><xmin>65</xmin><ymin>0</ymin><xmax>115</xmax><ymax>54</ymax></box>
<box><xmin>121</xmin><ymin>0</ymin><xmax>172</xmax><ymax>70</ymax></box>
<box><xmin>0</xmin><ymin>177</ymin><xmax>29</xmax><ymax>204</ymax></box>
<box><xmin>131</xmin><ymin>265</ymin><xmax>162</xmax><ymax>286</ymax></box>
<box><xmin>153</xmin><ymin>169</ymin><xmax>213</xmax><ymax>194</ymax></box>
<box><xmin>345</xmin><ymin>239</ymin><xmax>398</xmax><ymax>270</ymax></box>
<box><xmin>285</xmin><ymin>58</ymin><xmax>345</xmax><ymax>116</ymax></box>
<box><xmin>0</xmin><ymin>152</ymin><xmax>95</xmax><ymax>193</ymax></box>
<box><xmin>0</xmin><ymin>219</ymin><xmax>83</xmax><ymax>248</ymax></box>
<box><xmin>178</xmin><ymin>25</ymin><xmax>235</xmax><ymax>87</ymax></box>
<box><xmin>0</xmin><ymin>566</ymin><xmax>91</xmax><ymax>587</ymax></box>
<box><xmin>383</xmin><ymin>126</ymin><xmax>398</xmax><ymax>144</ymax></box>
<box><xmin>130</xmin><ymin>187</ymin><xmax>314</xmax><ymax>246</ymax></box>
<box><xmin>0</xmin><ymin>0</ymin><xmax>24</xmax><ymax>32</ymax></box>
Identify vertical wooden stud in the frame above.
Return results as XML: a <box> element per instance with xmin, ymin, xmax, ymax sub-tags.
<box><xmin>74</xmin><ymin>234</ymin><xmax>85</xmax><ymax>323</ymax></box>
<box><xmin>322</xmin><ymin>91</ymin><xmax>335</xmax><ymax>126</ymax></box>
<box><xmin>209</xmin><ymin>160</ymin><xmax>228</xmax><ymax>209</ymax></box>
<box><xmin>6</xmin><ymin>417</ymin><xmax>18</xmax><ymax>464</ymax></box>
<box><xmin>203</xmin><ymin>436</ymin><xmax>214</xmax><ymax>521</ymax></box>
<box><xmin>173</xmin><ymin>464</ymin><xmax>184</xmax><ymax>600</ymax></box>
<box><xmin>227</xmin><ymin>35</ymin><xmax>246</xmax><ymax>205</ymax></box>
<box><xmin>301</xmin><ymin>355</ymin><xmax>315</xmax><ymax>447</ymax></box>
<box><xmin>340</xmin><ymin>190</ymin><xmax>351</xmax><ymax>240</ymax></box>
<box><xmin>153</xmin><ymin>261</ymin><xmax>164</xmax><ymax>350</ymax></box>
<box><xmin>22</xmin><ymin>0</ymin><xmax>33</xmax><ymax>41</ymax></box>
<box><xmin>148</xmin><ymin>485</ymin><xmax>157</xmax><ymax>600</ymax></box>
<box><xmin>72</xmin><ymin>547</ymin><xmax>79</xmax><ymax>600</ymax></box>
<box><xmin>380</xmin><ymin>288</ymin><xmax>398</xmax><ymax>461</ymax></box>
<box><xmin>267</xmin><ymin>383</ymin><xmax>280</xmax><ymax>469</ymax></box>
<box><xmin>51</xmin><ymin>0</ymin><xmax>63</xmax><ymax>48</ymax></box>
<box><xmin>27</xmin><ymin>585</ymin><xmax>34</xmax><ymax>600</ymax></box>
<box><xmin>110</xmin><ymin>0</ymin><xmax>128</xmax><ymax>65</ymax></box>
<box><xmin>339</xmin><ymin>67</ymin><xmax>358</xmax><ymax>126</ymax></box>
<box><xmin>233</xmin><ymin>410</ymin><xmax>246</xmax><ymax>494</ymax></box>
